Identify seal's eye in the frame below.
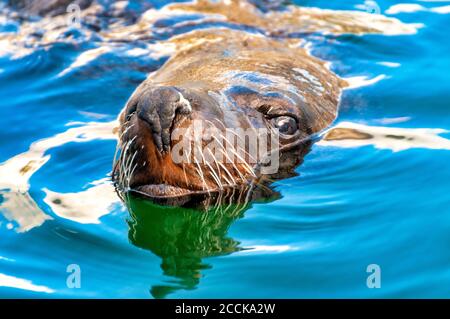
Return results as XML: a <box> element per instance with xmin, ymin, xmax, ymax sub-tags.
<box><xmin>271</xmin><ymin>116</ymin><xmax>298</xmax><ymax>135</ymax></box>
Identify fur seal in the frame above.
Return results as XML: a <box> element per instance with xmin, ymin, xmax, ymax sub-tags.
<box><xmin>109</xmin><ymin>0</ymin><xmax>418</xmax><ymax>207</ymax></box>
<box><xmin>113</xmin><ymin>27</ymin><xmax>346</xmax><ymax>206</ymax></box>
<box><xmin>3</xmin><ymin>0</ymin><xmax>420</xmax><ymax>207</ymax></box>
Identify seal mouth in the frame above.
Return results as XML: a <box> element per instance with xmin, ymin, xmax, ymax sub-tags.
<box><xmin>128</xmin><ymin>184</ymin><xmax>210</xmax><ymax>207</ymax></box>
<box><xmin>128</xmin><ymin>183</ymin><xmax>257</xmax><ymax>208</ymax></box>
<box><xmin>133</xmin><ymin>184</ymin><xmax>202</xmax><ymax>198</ymax></box>
<box><xmin>131</xmin><ymin>183</ymin><xmax>246</xmax><ymax>199</ymax></box>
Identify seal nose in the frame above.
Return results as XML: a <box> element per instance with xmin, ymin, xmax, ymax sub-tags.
<box><xmin>136</xmin><ymin>86</ymin><xmax>192</xmax><ymax>153</ymax></box>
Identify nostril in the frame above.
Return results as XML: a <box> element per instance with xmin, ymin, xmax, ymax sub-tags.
<box><xmin>125</xmin><ymin>103</ymin><xmax>137</xmax><ymax>121</ymax></box>
<box><xmin>134</xmin><ymin>86</ymin><xmax>191</xmax><ymax>153</ymax></box>
<box><xmin>176</xmin><ymin>91</ymin><xmax>192</xmax><ymax>115</ymax></box>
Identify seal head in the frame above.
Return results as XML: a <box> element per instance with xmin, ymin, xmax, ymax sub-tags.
<box><xmin>113</xmin><ymin>29</ymin><xmax>345</xmax><ymax>207</ymax></box>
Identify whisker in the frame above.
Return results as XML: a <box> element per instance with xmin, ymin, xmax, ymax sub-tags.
<box><xmin>217</xmin><ymin>160</ymin><xmax>236</xmax><ymax>186</ymax></box>
<box><xmin>119</xmin><ymin>135</ymin><xmax>137</xmax><ymax>190</ymax></box>
<box><xmin>201</xmin><ymin>146</ymin><xmax>223</xmax><ymax>190</ymax></box>
<box><xmin>194</xmin><ymin>156</ymin><xmax>209</xmax><ymax>194</ymax></box>
<box><xmin>224</xmin><ymin>187</ymin><xmax>235</xmax><ymax>214</ymax></box>
<box><xmin>218</xmin><ymin>133</ymin><xmax>257</xmax><ymax>178</ymax></box>
<box><xmin>126</xmin><ymin>151</ymin><xmax>138</xmax><ymax>189</ymax></box>
<box><xmin>212</xmin><ymin>136</ymin><xmax>246</xmax><ymax>182</ymax></box>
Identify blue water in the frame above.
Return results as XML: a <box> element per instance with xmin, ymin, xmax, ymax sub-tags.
<box><xmin>1</xmin><ymin>0</ymin><xmax>449</xmax><ymax>298</ymax></box>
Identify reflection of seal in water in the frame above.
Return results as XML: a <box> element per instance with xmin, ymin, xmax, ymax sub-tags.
<box><xmin>128</xmin><ymin>196</ymin><xmax>246</xmax><ymax>298</ymax></box>
<box><xmin>113</xmin><ymin>27</ymin><xmax>347</xmax><ymax>206</ymax></box>
<box><xmin>127</xmin><ymin>192</ymin><xmax>278</xmax><ymax>298</ymax></box>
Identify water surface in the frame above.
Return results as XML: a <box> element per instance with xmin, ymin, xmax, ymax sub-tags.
<box><xmin>0</xmin><ymin>0</ymin><xmax>449</xmax><ymax>298</ymax></box>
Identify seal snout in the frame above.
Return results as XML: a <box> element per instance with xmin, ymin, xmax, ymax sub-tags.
<box><xmin>133</xmin><ymin>86</ymin><xmax>192</xmax><ymax>153</ymax></box>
